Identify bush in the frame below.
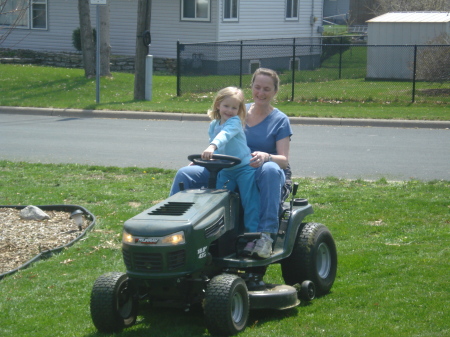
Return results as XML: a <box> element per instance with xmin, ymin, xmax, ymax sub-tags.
<box><xmin>415</xmin><ymin>33</ymin><xmax>450</xmax><ymax>83</ymax></box>
<box><xmin>321</xmin><ymin>32</ymin><xmax>351</xmax><ymax>62</ymax></box>
<box><xmin>72</xmin><ymin>27</ymin><xmax>96</xmax><ymax>51</ymax></box>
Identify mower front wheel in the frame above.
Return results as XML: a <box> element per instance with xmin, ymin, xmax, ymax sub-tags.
<box><xmin>203</xmin><ymin>274</ymin><xmax>249</xmax><ymax>336</ymax></box>
<box><xmin>90</xmin><ymin>272</ymin><xmax>138</xmax><ymax>333</ymax></box>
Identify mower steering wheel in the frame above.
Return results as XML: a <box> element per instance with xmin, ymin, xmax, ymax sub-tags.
<box><xmin>187</xmin><ymin>154</ymin><xmax>241</xmax><ymax>189</ymax></box>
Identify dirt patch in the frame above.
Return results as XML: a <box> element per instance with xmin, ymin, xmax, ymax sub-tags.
<box><xmin>0</xmin><ymin>208</ymin><xmax>87</xmax><ymax>274</ymax></box>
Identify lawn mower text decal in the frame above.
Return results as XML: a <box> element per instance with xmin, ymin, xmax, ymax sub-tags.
<box><xmin>197</xmin><ymin>246</ymin><xmax>207</xmax><ymax>259</ymax></box>
<box><xmin>135</xmin><ymin>237</ymin><xmax>159</xmax><ymax>244</ymax></box>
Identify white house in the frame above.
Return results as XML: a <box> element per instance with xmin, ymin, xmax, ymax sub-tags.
<box><xmin>0</xmin><ymin>0</ymin><xmax>324</xmax><ymax>60</ymax></box>
<box><xmin>366</xmin><ymin>11</ymin><xmax>450</xmax><ymax>80</ymax></box>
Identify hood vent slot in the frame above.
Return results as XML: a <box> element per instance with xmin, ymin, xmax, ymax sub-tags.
<box><xmin>205</xmin><ymin>215</ymin><xmax>225</xmax><ymax>238</ymax></box>
<box><xmin>149</xmin><ymin>202</ymin><xmax>194</xmax><ymax>216</ymax></box>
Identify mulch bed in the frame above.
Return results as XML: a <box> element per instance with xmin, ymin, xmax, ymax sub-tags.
<box><xmin>0</xmin><ymin>208</ymin><xmax>86</xmax><ymax>274</ymax></box>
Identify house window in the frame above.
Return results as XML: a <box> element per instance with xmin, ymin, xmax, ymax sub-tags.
<box><xmin>286</xmin><ymin>0</ymin><xmax>298</xmax><ymax>20</ymax></box>
<box><xmin>0</xmin><ymin>0</ymin><xmax>29</xmax><ymax>27</ymax></box>
<box><xmin>181</xmin><ymin>0</ymin><xmax>210</xmax><ymax>21</ymax></box>
<box><xmin>32</xmin><ymin>0</ymin><xmax>47</xmax><ymax>29</ymax></box>
<box><xmin>0</xmin><ymin>0</ymin><xmax>47</xmax><ymax>29</ymax></box>
<box><xmin>223</xmin><ymin>0</ymin><xmax>238</xmax><ymax>21</ymax></box>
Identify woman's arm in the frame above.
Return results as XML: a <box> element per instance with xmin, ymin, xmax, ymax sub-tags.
<box><xmin>249</xmin><ymin>136</ymin><xmax>290</xmax><ymax>169</ymax></box>
<box><xmin>273</xmin><ymin>136</ymin><xmax>290</xmax><ymax>169</ymax></box>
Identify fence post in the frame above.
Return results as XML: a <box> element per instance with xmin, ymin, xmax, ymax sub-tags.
<box><xmin>412</xmin><ymin>45</ymin><xmax>417</xmax><ymax>103</ymax></box>
<box><xmin>176</xmin><ymin>40</ymin><xmax>181</xmax><ymax>97</ymax></box>
<box><xmin>291</xmin><ymin>38</ymin><xmax>296</xmax><ymax>101</ymax></box>
<box><xmin>239</xmin><ymin>40</ymin><xmax>243</xmax><ymax>88</ymax></box>
<box><xmin>338</xmin><ymin>36</ymin><xmax>343</xmax><ymax>79</ymax></box>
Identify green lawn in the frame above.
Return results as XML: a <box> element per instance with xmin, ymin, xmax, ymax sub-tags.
<box><xmin>0</xmin><ymin>63</ymin><xmax>448</xmax><ymax>120</ymax></box>
<box><xmin>0</xmin><ymin>161</ymin><xmax>449</xmax><ymax>336</ymax></box>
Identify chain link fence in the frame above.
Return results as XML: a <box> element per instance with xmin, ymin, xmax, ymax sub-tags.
<box><xmin>176</xmin><ymin>37</ymin><xmax>449</xmax><ymax>104</ymax></box>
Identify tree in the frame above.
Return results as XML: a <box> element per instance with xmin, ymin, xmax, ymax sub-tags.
<box><xmin>134</xmin><ymin>0</ymin><xmax>152</xmax><ymax>100</ymax></box>
<box><xmin>77</xmin><ymin>0</ymin><xmax>111</xmax><ymax>78</ymax></box>
<box><xmin>371</xmin><ymin>0</ymin><xmax>450</xmax><ymax>16</ymax></box>
<box><xmin>78</xmin><ymin>0</ymin><xmax>96</xmax><ymax>78</ymax></box>
<box><xmin>0</xmin><ymin>0</ymin><xmax>29</xmax><ymax>45</ymax></box>
<box><xmin>99</xmin><ymin>3</ymin><xmax>111</xmax><ymax>77</ymax></box>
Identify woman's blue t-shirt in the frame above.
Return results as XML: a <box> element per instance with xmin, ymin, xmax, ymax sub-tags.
<box><xmin>244</xmin><ymin>104</ymin><xmax>292</xmax><ymax>154</ymax></box>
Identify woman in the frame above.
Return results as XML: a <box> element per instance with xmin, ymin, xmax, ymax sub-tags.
<box><xmin>170</xmin><ymin>68</ymin><xmax>292</xmax><ymax>258</ymax></box>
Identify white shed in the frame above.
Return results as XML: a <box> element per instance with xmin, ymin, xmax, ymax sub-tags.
<box><xmin>366</xmin><ymin>12</ymin><xmax>450</xmax><ymax>79</ymax></box>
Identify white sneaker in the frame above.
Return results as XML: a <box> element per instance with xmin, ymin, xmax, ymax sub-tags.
<box><xmin>252</xmin><ymin>233</ymin><xmax>273</xmax><ymax>259</ymax></box>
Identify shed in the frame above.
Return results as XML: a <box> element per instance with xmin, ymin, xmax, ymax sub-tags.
<box><xmin>366</xmin><ymin>12</ymin><xmax>450</xmax><ymax>79</ymax></box>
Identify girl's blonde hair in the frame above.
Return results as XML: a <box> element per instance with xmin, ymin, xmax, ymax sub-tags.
<box><xmin>207</xmin><ymin>87</ymin><xmax>246</xmax><ymax>126</ymax></box>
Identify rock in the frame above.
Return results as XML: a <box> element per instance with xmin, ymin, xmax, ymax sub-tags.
<box><xmin>19</xmin><ymin>205</ymin><xmax>50</xmax><ymax>221</ymax></box>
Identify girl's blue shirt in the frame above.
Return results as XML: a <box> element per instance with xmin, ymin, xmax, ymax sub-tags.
<box><xmin>208</xmin><ymin>116</ymin><xmax>251</xmax><ymax>169</ymax></box>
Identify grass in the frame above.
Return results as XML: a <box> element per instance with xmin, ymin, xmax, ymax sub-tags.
<box><xmin>0</xmin><ymin>63</ymin><xmax>448</xmax><ymax>120</ymax></box>
<box><xmin>0</xmin><ymin>161</ymin><xmax>449</xmax><ymax>336</ymax></box>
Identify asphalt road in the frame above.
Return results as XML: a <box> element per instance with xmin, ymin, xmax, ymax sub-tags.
<box><xmin>1</xmin><ymin>113</ymin><xmax>449</xmax><ymax>181</ymax></box>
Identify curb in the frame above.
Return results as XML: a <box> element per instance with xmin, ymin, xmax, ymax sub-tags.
<box><xmin>1</xmin><ymin>106</ymin><xmax>449</xmax><ymax>129</ymax></box>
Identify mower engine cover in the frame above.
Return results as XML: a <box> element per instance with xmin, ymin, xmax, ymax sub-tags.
<box><xmin>122</xmin><ymin>189</ymin><xmax>240</xmax><ymax>279</ymax></box>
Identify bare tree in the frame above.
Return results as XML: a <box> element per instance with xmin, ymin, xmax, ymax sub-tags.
<box><xmin>134</xmin><ymin>0</ymin><xmax>152</xmax><ymax>100</ymax></box>
<box><xmin>78</xmin><ymin>0</ymin><xmax>96</xmax><ymax>78</ymax></box>
<box><xmin>371</xmin><ymin>0</ymin><xmax>450</xmax><ymax>16</ymax></box>
<box><xmin>0</xmin><ymin>0</ymin><xmax>29</xmax><ymax>45</ymax></box>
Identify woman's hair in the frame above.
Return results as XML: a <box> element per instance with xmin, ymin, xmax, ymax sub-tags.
<box><xmin>207</xmin><ymin>87</ymin><xmax>246</xmax><ymax>125</ymax></box>
<box><xmin>251</xmin><ymin>68</ymin><xmax>280</xmax><ymax>92</ymax></box>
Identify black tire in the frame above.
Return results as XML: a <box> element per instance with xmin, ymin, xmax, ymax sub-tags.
<box><xmin>203</xmin><ymin>274</ymin><xmax>249</xmax><ymax>336</ymax></box>
<box><xmin>281</xmin><ymin>223</ymin><xmax>337</xmax><ymax>296</ymax></box>
<box><xmin>299</xmin><ymin>280</ymin><xmax>315</xmax><ymax>301</ymax></box>
<box><xmin>90</xmin><ymin>272</ymin><xmax>138</xmax><ymax>333</ymax></box>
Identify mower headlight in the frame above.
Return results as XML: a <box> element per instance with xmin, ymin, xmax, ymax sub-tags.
<box><xmin>123</xmin><ymin>231</ymin><xmax>134</xmax><ymax>244</ymax></box>
<box><xmin>122</xmin><ymin>230</ymin><xmax>185</xmax><ymax>246</ymax></box>
<box><xmin>161</xmin><ymin>231</ymin><xmax>185</xmax><ymax>245</ymax></box>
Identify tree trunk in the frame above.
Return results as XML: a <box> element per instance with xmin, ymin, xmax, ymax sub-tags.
<box><xmin>99</xmin><ymin>3</ymin><xmax>111</xmax><ymax>77</ymax></box>
<box><xmin>134</xmin><ymin>0</ymin><xmax>152</xmax><ymax>100</ymax></box>
<box><xmin>78</xmin><ymin>0</ymin><xmax>95</xmax><ymax>78</ymax></box>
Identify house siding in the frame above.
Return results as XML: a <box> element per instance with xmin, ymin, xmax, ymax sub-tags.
<box><xmin>149</xmin><ymin>0</ymin><xmax>218</xmax><ymax>58</ymax></box>
<box><xmin>1</xmin><ymin>0</ymin><xmax>79</xmax><ymax>52</ymax></box>
<box><xmin>1</xmin><ymin>0</ymin><xmax>138</xmax><ymax>55</ymax></box>
<box><xmin>1</xmin><ymin>0</ymin><xmax>323</xmax><ymax>59</ymax></box>
<box><xmin>217</xmin><ymin>0</ymin><xmax>323</xmax><ymax>41</ymax></box>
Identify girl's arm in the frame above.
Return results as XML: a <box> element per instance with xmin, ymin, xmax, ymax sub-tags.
<box><xmin>202</xmin><ymin>144</ymin><xmax>217</xmax><ymax>160</ymax></box>
<box><xmin>210</xmin><ymin>117</ymin><xmax>241</xmax><ymax>150</ymax></box>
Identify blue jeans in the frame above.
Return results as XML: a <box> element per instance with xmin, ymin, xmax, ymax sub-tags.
<box><xmin>217</xmin><ymin>166</ymin><xmax>260</xmax><ymax>232</ymax></box>
<box><xmin>170</xmin><ymin>162</ymin><xmax>285</xmax><ymax>234</ymax></box>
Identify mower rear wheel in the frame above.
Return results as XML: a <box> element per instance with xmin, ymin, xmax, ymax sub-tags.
<box><xmin>90</xmin><ymin>272</ymin><xmax>138</xmax><ymax>333</ymax></box>
<box><xmin>203</xmin><ymin>274</ymin><xmax>249</xmax><ymax>336</ymax></box>
<box><xmin>281</xmin><ymin>222</ymin><xmax>337</xmax><ymax>296</ymax></box>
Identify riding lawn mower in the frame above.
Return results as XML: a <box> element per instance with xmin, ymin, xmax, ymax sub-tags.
<box><xmin>90</xmin><ymin>154</ymin><xmax>337</xmax><ymax>336</ymax></box>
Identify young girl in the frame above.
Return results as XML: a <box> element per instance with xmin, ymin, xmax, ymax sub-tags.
<box><xmin>201</xmin><ymin>87</ymin><xmax>260</xmax><ymax>234</ymax></box>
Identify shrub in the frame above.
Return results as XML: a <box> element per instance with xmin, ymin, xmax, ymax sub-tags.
<box><xmin>321</xmin><ymin>32</ymin><xmax>351</xmax><ymax>62</ymax></box>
